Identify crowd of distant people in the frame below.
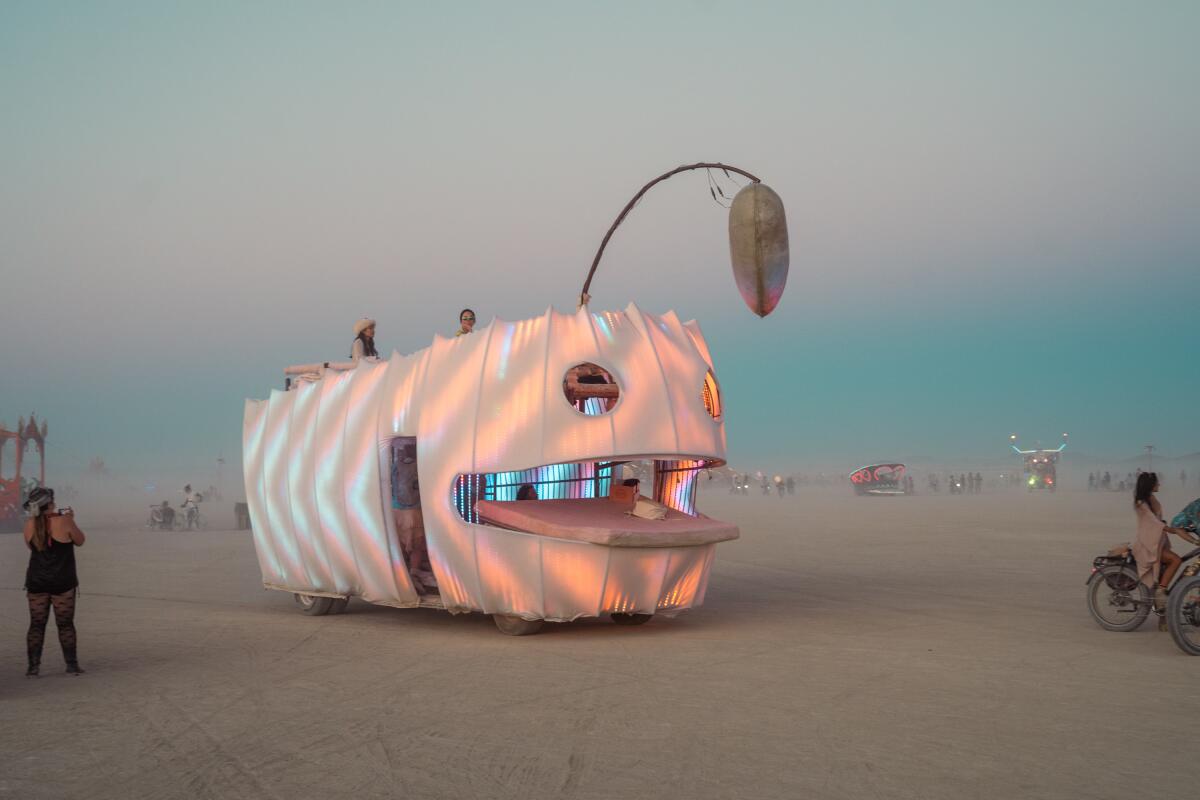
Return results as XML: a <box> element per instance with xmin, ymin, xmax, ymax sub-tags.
<box><xmin>729</xmin><ymin>473</ymin><xmax>809</xmax><ymax>496</ymax></box>
<box><xmin>1089</xmin><ymin>469</ymin><xmax>1192</xmax><ymax>493</ymax></box>
<box><xmin>724</xmin><ymin>468</ymin><xmax>1196</xmax><ymax>497</ymax></box>
<box><xmin>924</xmin><ymin>472</ymin><xmax>985</xmax><ymax>494</ymax></box>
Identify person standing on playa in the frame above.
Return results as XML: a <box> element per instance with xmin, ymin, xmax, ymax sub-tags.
<box><xmin>22</xmin><ymin>487</ymin><xmax>86</xmax><ymax>676</ymax></box>
<box><xmin>351</xmin><ymin>318</ymin><xmax>378</xmax><ymax>361</ymax></box>
<box><xmin>1131</xmin><ymin>472</ymin><xmax>1197</xmax><ymax>625</ymax></box>
<box><xmin>455</xmin><ymin>308</ymin><xmax>476</xmax><ymax>337</ymax></box>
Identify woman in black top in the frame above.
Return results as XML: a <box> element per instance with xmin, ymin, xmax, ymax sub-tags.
<box><xmin>23</xmin><ymin>487</ymin><xmax>86</xmax><ymax>676</ymax></box>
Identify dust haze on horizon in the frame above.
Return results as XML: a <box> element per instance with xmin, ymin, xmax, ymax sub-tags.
<box><xmin>2</xmin><ymin>2</ymin><xmax>1198</xmax><ymax>499</ymax></box>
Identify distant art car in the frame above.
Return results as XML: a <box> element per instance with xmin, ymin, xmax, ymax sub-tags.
<box><xmin>243</xmin><ymin>305</ymin><xmax>740</xmax><ymax>634</ymax></box>
<box><xmin>1010</xmin><ymin>434</ymin><xmax>1067</xmax><ymax>492</ymax></box>
<box><xmin>849</xmin><ymin>463</ymin><xmax>907</xmax><ymax>496</ymax></box>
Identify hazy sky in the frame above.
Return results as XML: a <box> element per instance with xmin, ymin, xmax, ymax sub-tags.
<box><xmin>2</xmin><ymin>1</ymin><xmax>1198</xmax><ymax>486</ymax></box>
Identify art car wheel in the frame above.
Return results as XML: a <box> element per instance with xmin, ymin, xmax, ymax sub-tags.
<box><xmin>294</xmin><ymin>593</ymin><xmax>337</xmax><ymax>616</ymax></box>
<box><xmin>610</xmin><ymin>613</ymin><xmax>653</xmax><ymax>626</ymax></box>
<box><xmin>1167</xmin><ymin>576</ymin><xmax>1200</xmax><ymax>656</ymax></box>
<box><xmin>492</xmin><ymin>614</ymin><xmax>544</xmax><ymax>636</ymax></box>
<box><xmin>1085</xmin><ymin>567</ymin><xmax>1150</xmax><ymax>632</ymax></box>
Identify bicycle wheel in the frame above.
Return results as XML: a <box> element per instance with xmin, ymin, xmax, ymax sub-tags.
<box><xmin>1167</xmin><ymin>576</ymin><xmax>1200</xmax><ymax>655</ymax></box>
<box><xmin>1086</xmin><ymin>566</ymin><xmax>1150</xmax><ymax>632</ymax></box>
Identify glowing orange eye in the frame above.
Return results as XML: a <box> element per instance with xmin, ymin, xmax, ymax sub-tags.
<box><xmin>702</xmin><ymin>370</ymin><xmax>722</xmax><ymax>420</ymax></box>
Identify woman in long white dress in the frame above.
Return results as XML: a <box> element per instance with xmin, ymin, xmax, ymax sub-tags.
<box><xmin>1132</xmin><ymin>472</ymin><xmax>1197</xmax><ymax>619</ymax></box>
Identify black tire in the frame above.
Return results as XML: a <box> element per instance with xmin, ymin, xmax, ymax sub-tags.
<box><xmin>1086</xmin><ymin>566</ymin><xmax>1150</xmax><ymax>632</ymax></box>
<box><xmin>492</xmin><ymin>614</ymin><xmax>543</xmax><ymax>636</ymax></box>
<box><xmin>611</xmin><ymin>613</ymin><xmax>653</xmax><ymax>626</ymax></box>
<box><xmin>1167</xmin><ymin>576</ymin><xmax>1200</xmax><ymax>656</ymax></box>
<box><xmin>294</xmin><ymin>593</ymin><xmax>337</xmax><ymax>616</ymax></box>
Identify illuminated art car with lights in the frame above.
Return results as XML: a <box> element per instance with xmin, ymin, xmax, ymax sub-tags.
<box><xmin>1010</xmin><ymin>433</ymin><xmax>1067</xmax><ymax>492</ymax></box>
<box><xmin>849</xmin><ymin>463</ymin><xmax>907</xmax><ymax>496</ymax></box>
<box><xmin>242</xmin><ymin>304</ymin><xmax>737</xmax><ymax>634</ymax></box>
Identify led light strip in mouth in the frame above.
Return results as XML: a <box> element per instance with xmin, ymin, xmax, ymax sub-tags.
<box><xmin>453</xmin><ymin>457</ymin><xmax>720</xmax><ymax>523</ymax></box>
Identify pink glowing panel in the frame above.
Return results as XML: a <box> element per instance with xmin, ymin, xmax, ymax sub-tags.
<box><xmin>474</xmin><ymin>529</ymin><xmax>544</xmax><ymax>616</ymax></box>
<box><xmin>263</xmin><ymin>389</ymin><xmax>308</xmax><ymax>587</ymax></box>
<box><xmin>656</xmin><ymin>545</ymin><xmax>716</xmax><ymax>612</ymax></box>
<box><xmin>540</xmin><ymin>538</ymin><xmax>608</xmax><ymax>620</ymax></box>
<box><xmin>601</xmin><ymin>547</ymin><xmax>670</xmax><ymax>614</ymax></box>
<box><xmin>242</xmin><ymin>399</ymin><xmax>283</xmax><ymax>582</ymax></box>
<box><xmin>642</xmin><ymin>312</ymin><xmax>723</xmax><ymax>459</ymax></box>
<box><xmin>414</xmin><ymin>332</ymin><xmax>491</xmax><ymax>610</ymax></box>
<box><xmin>313</xmin><ymin>370</ymin><xmax>361</xmax><ymax>596</ymax></box>
<box><xmin>691</xmin><ymin>546</ymin><xmax>717</xmax><ymax>608</ymax></box>
<box><xmin>540</xmin><ymin>309</ymin><xmax>617</xmax><ymax>467</ymax></box>
<box><xmin>287</xmin><ymin>380</ymin><xmax>333</xmax><ymax>590</ymax></box>
<box><xmin>605</xmin><ymin>305</ymin><xmax>683</xmax><ymax>459</ymax></box>
<box><xmin>423</xmin><ymin>522</ymin><xmax>480</xmax><ymax>612</ymax></box>
<box><xmin>474</xmin><ymin>317</ymin><xmax>551</xmax><ymax>473</ymax></box>
<box><xmin>382</xmin><ymin>350</ymin><xmax>428</xmax><ymax>437</ymax></box>
<box><xmin>342</xmin><ymin>360</ymin><xmax>400</xmax><ymax>604</ymax></box>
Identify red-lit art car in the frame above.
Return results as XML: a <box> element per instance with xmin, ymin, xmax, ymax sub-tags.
<box><xmin>849</xmin><ymin>463</ymin><xmax>907</xmax><ymax>496</ymax></box>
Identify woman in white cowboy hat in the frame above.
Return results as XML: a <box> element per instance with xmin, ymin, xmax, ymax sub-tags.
<box><xmin>351</xmin><ymin>318</ymin><xmax>379</xmax><ymax>362</ymax></box>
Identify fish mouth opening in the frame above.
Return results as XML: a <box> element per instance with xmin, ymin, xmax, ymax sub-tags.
<box><xmin>452</xmin><ymin>456</ymin><xmax>729</xmax><ymax>536</ymax></box>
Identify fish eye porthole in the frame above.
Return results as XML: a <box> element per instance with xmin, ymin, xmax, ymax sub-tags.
<box><xmin>563</xmin><ymin>363</ymin><xmax>619</xmax><ymax>415</ymax></box>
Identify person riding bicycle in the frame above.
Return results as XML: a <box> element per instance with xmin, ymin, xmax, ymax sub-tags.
<box><xmin>1133</xmin><ymin>472</ymin><xmax>1198</xmax><ymax>616</ymax></box>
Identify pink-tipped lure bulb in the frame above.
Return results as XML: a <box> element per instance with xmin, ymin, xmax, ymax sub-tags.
<box><xmin>728</xmin><ymin>183</ymin><xmax>790</xmax><ymax>317</ymax></box>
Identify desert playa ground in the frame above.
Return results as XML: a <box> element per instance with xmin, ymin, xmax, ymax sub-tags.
<box><xmin>1</xmin><ymin>485</ymin><xmax>1195</xmax><ymax>800</ymax></box>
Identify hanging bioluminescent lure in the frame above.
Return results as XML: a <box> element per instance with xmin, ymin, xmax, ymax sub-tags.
<box><xmin>579</xmin><ymin>162</ymin><xmax>790</xmax><ymax>317</ymax></box>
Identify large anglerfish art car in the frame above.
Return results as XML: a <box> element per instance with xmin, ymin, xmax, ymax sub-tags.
<box><xmin>243</xmin><ymin>162</ymin><xmax>789</xmax><ymax>634</ymax></box>
<box><xmin>243</xmin><ymin>305</ymin><xmax>740</xmax><ymax>634</ymax></box>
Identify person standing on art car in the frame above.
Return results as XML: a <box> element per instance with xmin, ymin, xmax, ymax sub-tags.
<box><xmin>22</xmin><ymin>487</ymin><xmax>85</xmax><ymax>677</ymax></box>
<box><xmin>1132</xmin><ymin>472</ymin><xmax>1199</xmax><ymax>630</ymax></box>
<box><xmin>351</xmin><ymin>318</ymin><xmax>379</xmax><ymax>361</ymax></box>
<box><xmin>455</xmin><ymin>309</ymin><xmax>476</xmax><ymax>337</ymax></box>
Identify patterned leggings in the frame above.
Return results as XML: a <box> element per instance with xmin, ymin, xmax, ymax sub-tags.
<box><xmin>27</xmin><ymin>590</ymin><xmax>78</xmax><ymax>665</ymax></box>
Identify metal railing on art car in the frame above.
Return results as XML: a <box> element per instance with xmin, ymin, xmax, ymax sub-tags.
<box><xmin>453</xmin><ymin>461</ymin><xmax>616</xmax><ymax>523</ymax></box>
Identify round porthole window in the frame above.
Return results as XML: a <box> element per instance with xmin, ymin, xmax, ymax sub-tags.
<box><xmin>563</xmin><ymin>363</ymin><xmax>619</xmax><ymax>415</ymax></box>
<box><xmin>702</xmin><ymin>370</ymin><xmax>722</xmax><ymax>420</ymax></box>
